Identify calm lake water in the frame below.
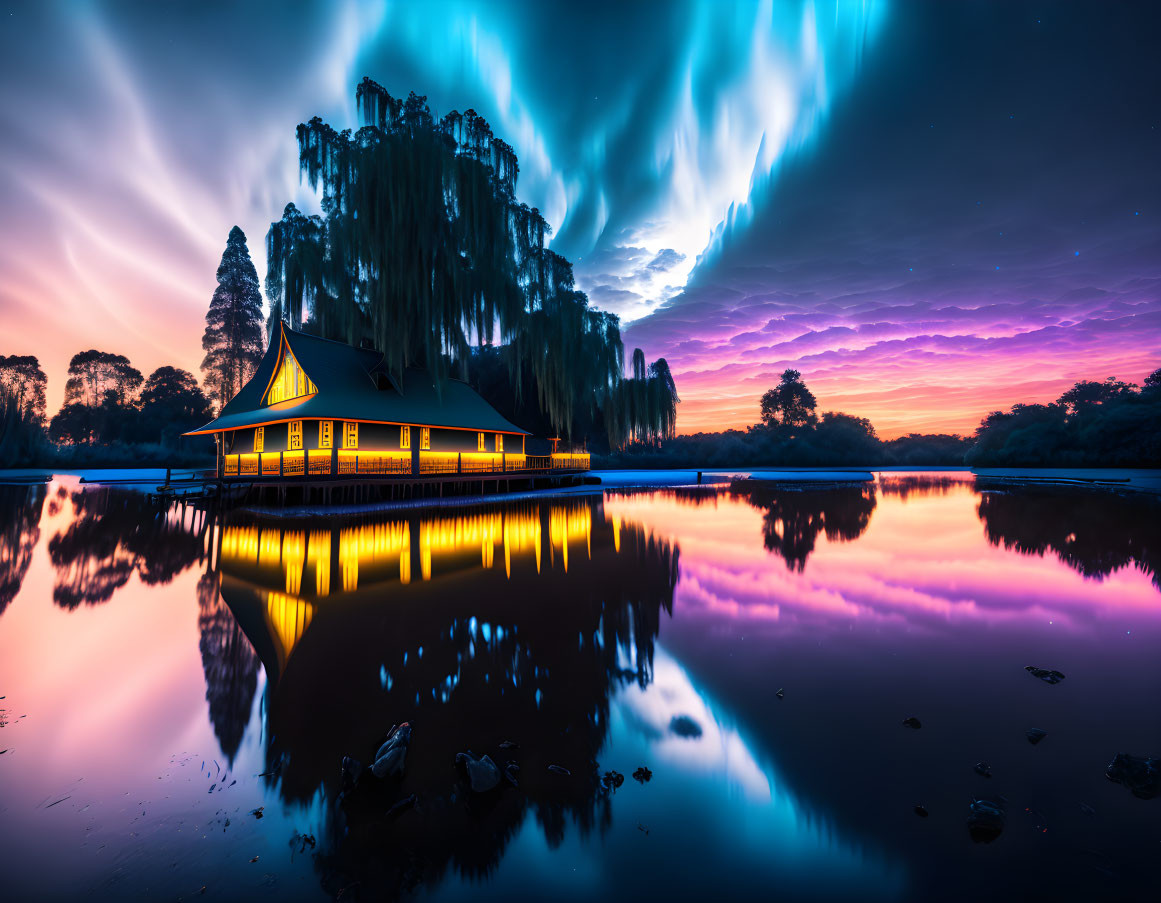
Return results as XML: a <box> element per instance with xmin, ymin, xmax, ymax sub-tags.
<box><xmin>1</xmin><ymin>471</ymin><xmax>1159</xmax><ymax>902</ymax></box>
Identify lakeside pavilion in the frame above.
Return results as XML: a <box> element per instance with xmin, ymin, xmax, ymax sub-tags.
<box><xmin>184</xmin><ymin>322</ymin><xmax>589</xmax><ymax>487</ymax></box>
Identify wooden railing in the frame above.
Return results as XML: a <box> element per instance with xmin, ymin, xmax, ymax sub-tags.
<box><xmin>220</xmin><ymin>448</ymin><xmax>589</xmax><ymax>479</ymax></box>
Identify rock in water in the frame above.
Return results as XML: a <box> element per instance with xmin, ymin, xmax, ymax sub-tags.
<box><xmin>456</xmin><ymin>751</ymin><xmax>501</xmax><ymax>792</ymax></box>
<box><xmin>967</xmin><ymin>798</ymin><xmax>1006</xmax><ymax>843</ymax></box>
<box><xmin>1025</xmin><ymin>666</ymin><xmax>1065</xmax><ymax>684</ymax></box>
<box><xmin>669</xmin><ymin>715</ymin><xmax>703</xmax><ymax>738</ymax></box>
<box><xmin>902</xmin><ymin>717</ymin><xmax>922</xmax><ymax>729</ymax></box>
<box><xmin>371</xmin><ymin>723</ymin><xmax>412</xmax><ymax>779</ymax></box>
<box><xmin>632</xmin><ymin>766</ymin><xmax>653</xmax><ymax>784</ymax></box>
<box><xmin>1105</xmin><ymin>752</ymin><xmax>1161</xmax><ymax>800</ymax></box>
<box><xmin>1026</xmin><ymin>728</ymin><xmax>1048</xmax><ymax>745</ymax></box>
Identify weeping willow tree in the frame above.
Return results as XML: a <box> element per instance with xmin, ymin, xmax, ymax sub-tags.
<box><xmin>603</xmin><ymin>349</ymin><xmax>680</xmax><ymax>448</ymax></box>
<box><xmin>265</xmin><ymin>77</ymin><xmax>677</xmax><ymax>443</ymax></box>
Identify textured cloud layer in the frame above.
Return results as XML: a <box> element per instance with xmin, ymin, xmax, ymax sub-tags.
<box><xmin>0</xmin><ymin>2</ymin><xmax>1156</xmax><ymax>436</ymax></box>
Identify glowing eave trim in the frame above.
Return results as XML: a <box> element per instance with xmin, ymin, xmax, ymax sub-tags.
<box><xmin>185</xmin><ymin>417</ymin><xmax>529</xmax><ymax>437</ymax></box>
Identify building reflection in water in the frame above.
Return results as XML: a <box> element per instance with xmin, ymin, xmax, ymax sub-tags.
<box><xmin>212</xmin><ymin>496</ymin><xmax>678</xmax><ymax>894</ymax></box>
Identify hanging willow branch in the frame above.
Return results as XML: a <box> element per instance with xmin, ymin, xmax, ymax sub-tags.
<box><xmin>264</xmin><ymin>76</ymin><xmax>677</xmax><ymax>440</ymax></box>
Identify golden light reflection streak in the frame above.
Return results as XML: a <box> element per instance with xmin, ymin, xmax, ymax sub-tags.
<box><xmin>419</xmin><ymin>512</ymin><xmax>504</xmax><ymax>580</ymax></box>
<box><xmin>339</xmin><ymin>522</ymin><xmax>411</xmax><ymax>591</ymax></box>
<box><xmin>549</xmin><ymin>505</ymin><xmax>592</xmax><ymax>573</ymax></box>
<box><xmin>417</xmin><ymin>510</ymin><xmax>547</xmax><ymax>580</ymax></box>
<box><xmin>308</xmin><ymin>530</ymin><xmax>330</xmax><ymax>597</ymax></box>
<box><xmin>265</xmin><ymin>591</ymin><xmax>313</xmax><ymax>670</ymax></box>
<box><xmin>503</xmin><ymin>508</ymin><xmax>542</xmax><ymax>577</ymax></box>
<box><xmin>282</xmin><ymin>530</ymin><xmax>305</xmax><ymax>595</ymax></box>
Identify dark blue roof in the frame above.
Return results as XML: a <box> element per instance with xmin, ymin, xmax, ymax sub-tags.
<box><xmin>185</xmin><ymin>323</ymin><xmax>528</xmax><ymax>436</ymax></box>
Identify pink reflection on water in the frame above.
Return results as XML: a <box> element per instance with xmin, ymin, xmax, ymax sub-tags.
<box><xmin>603</xmin><ymin>474</ymin><xmax>1161</xmax><ymax>636</ymax></box>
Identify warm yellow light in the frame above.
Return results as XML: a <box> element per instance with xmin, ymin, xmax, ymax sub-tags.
<box><xmin>550</xmin><ymin>505</ymin><xmax>592</xmax><ymax>572</ymax></box>
<box><xmin>338</xmin><ymin>521</ymin><xmax>411</xmax><ymax>591</ymax></box>
<box><xmin>266</xmin><ymin>346</ymin><xmax>317</xmax><ymax>405</ymax></box>
<box><xmin>282</xmin><ymin>530</ymin><xmax>305</xmax><ymax>594</ymax></box>
<box><xmin>265</xmin><ymin>591</ymin><xmax>313</xmax><ymax>668</ymax></box>
<box><xmin>308</xmin><ymin>530</ymin><xmax>331</xmax><ymax>596</ymax></box>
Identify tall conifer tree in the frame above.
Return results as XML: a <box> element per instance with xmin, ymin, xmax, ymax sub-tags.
<box><xmin>201</xmin><ymin>226</ymin><xmax>264</xmax><ymax>409</ymax></box>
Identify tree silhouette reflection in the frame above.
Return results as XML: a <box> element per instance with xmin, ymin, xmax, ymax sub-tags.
<box><xmin>977</xmin><ymin>484</ymin><xmax>1161</xmax><ymax>588</ymax></box>
<box><xmin>877</xmin><ymin>473</ymin><xmax>973</xmax><ymax>500</ymax></box>
<box><xmin>730</xmin><ymin>482</ymin><xmax>877</xmax><ymax>571</ymax></box>
<box><xmin>47</xmin><ymin>489</ymin><xmax>206</xmax><ymax>608</ymax></box>
<box><xmin>0</xmin><ymin>483</ymin><xmax>46</xmax><ymax>617</ymax></box>
<box><xmin>196</xmin><ymin>569</ymin><xmax>259</xmax><ymax>765</ymax></box>
<box><xmin>213</xmin><ymin>496</ymin><xmax>678</xmax><ymax>899</ymax></box>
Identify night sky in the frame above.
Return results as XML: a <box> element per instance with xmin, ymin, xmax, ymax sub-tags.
<box><xmin>1</xmin><ymin>1</ymin><xmax>1158</xmax><ymax>436</ymax></box>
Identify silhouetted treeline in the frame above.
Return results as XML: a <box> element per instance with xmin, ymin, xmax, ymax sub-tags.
<box><xmin>967</xmin><ymin>371</ymin><xmax>1161</xmax><ymax>466</ymax></box>
<box><xmin>0</xmin><ymin>350</ymin><xmax>214</xmax><ymax>468</ymax></box>
<box><xmin>597</xmin><ymin>368</ymin><xmax>1161</xmax><ymax>468</ymax></box>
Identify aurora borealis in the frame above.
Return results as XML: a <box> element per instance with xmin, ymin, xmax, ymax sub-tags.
<box><xmin>1</xmin><ymin>1</ymin><xmax>1157</xmax><ymax>436</ymax></box>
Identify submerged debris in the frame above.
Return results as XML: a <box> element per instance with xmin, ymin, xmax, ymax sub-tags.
<box><xmin>1105</xmin><ymin>753</ymin><xmax>1161</xmax><ymax>800</ymax></box>
<box><xmin>632</xmin><ymin>766</ymin><xmax>653</xmax><ymax>784</ymax></box>
<box><xmin>967</xmin><ymin>798</ymin><xmax>1006</xmax><ymax>843</ymax></box>
<box><xmin>902</xmin><ymin>717</ymin><xmax>922</xmax><ymax>730</ymax></box>
<box><xmin>1025</xmin><ymin>666</ymin><xmax>1065</xmax><ymax>684</ymax></box>
<box><xmin>456</xmin><ymin>751</ymin><xmax>501</xmax><ymax>792</ymax></box>
<box><xmin>387</xmin><ymin>794</ymin><xmax>416</xmax><ymax>818</ymax></box>
<box><xmin>371</xmin><ymin>723</ymin><xmax>411</xmax><ymax>780</ymax></box>
<box><xmin>669</xmin><ymin>715</ymin><xmax>703</xmax><ymax>738</ymax></box>
<box><xmin>1026</xmin><ymin>728</ymin><xmax>1048</xmax><ymax>745</ymax></box>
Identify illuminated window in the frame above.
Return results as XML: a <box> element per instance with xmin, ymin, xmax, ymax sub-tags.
<box><xmin>254</xmin><ymin>427</ymin><xmax>264</xmax><ymax>453</ymax></box>
<box><xmin>319</xmin><ymin>420</ymin><xmax>332</xmax><ymax>449</ymax></box>
<box><xmin>400</xmin><ymin>425</ymin><xmax>411</xmax><ymax>449</ymax></box>
<box><xmin>288</xmin><ymin>420</ymin><xmax>302</xmax><ymax>450</ymax></box>
<box><xmin>266</xmin><ymin>345</ymin><xmax>317</xmax><ymax>405</ymax></box>
<box><xmin>343</xmin><ymin>421</ymin><xmax>358</xmax><ymax>449</ymax></box>
<box><xmin>420</xmin><ymin>427</ymin><xmax>430</xmax><ymax>450</ymax></box>
<box><xmin>495</xmin><ymin>433</ymin><xmax>503</xmax><ymax>453</ymax></box>
<box><xmin>477</xmin><ymin>431</ymin><xmax>485</xmax><ymax>452</ymax></box>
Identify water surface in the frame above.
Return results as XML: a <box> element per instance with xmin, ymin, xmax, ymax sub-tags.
<box><xmin>0</xmin><ymin>472</ymin><xmax>1158</xmax><ymax>901</ymax></box>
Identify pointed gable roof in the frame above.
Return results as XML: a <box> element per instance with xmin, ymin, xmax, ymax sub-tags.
<box><xmin>185</xmin><ymin>323</ymin><xmax>528</xmax><ymax>436</ymax></box>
